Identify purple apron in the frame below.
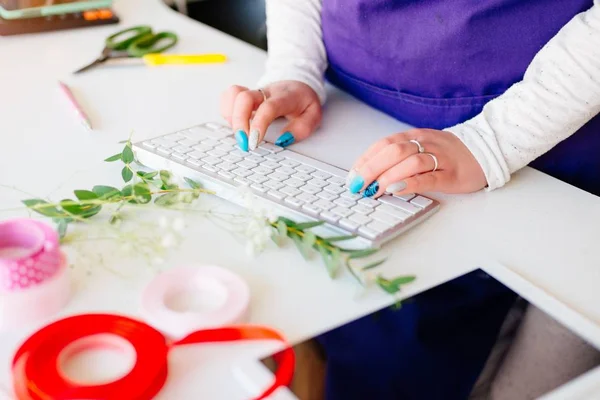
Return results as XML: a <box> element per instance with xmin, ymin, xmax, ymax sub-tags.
<box><xmin>316</xmin><ymin>1</ymin><xmax>597</xmax><ymax>399</ymax></box>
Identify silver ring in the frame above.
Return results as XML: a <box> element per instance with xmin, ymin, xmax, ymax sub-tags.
<box><xmin>257</xmin><ymin>88</ymin><xmax>268</xmax><ymax>103</ymax></box>
<box><xmin>409</xmin><ymin>139</ymin><xmax>425</xmax><ymax>153</ymax></box>
<box><xmin>424</xmin><ymin>152</ymin><xmax>439</xmax><ymax>172</ymax></box>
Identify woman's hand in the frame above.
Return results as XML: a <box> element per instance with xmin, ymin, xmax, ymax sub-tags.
<box><xmin>346</xmin><ymin>129</ymin><xmax>487</xmax><ymax>197</ymax></box>
<box><xmin>220</xmin><ymin>81</ymin><xmax>322</xmax><ymax>152</ymax></box>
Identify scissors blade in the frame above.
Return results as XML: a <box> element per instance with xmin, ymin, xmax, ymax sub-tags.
<box><xmin>73</xmin><ymin>57</ymin><xmax>106</xmax><ymax>74</ymax></box>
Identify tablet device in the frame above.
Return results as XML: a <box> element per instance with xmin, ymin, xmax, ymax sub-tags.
<box><xmin>0</xmin><ymin>0</ymin><xmax>112</xmax><ymax>20</ymax></box>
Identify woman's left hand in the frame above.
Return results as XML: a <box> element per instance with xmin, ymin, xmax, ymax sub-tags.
<box><xmin>346</xmin><ymin>129</ymin><xmax>487</xmax><ymax>197</ymax></box>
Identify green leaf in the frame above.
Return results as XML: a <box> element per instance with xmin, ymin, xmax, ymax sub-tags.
<box><xmin>294</xmin><ymin>221</ymin><xmax>325</xmax><ymax>230</ymax></box>
<box><xmin>319</xmin><ymin>246</ymin><xmax>338</xmax><ymax>278</ymax></box>
<box><xmin>121</xmin><ymin>145</ymin><xmax>134</xmax><ymax>164</ymax></box>
<box><xmin>184</xmin><ymin>177</ymin><xmax>202</xmax><ymax>189</ymax></box>
<box><xmin>159</xmin><ymin>170</ymin><xmax>172</xmax><ymax>184</ymax></box>
<box><xmin>347</xmin><ymin>248</ymin><xmax>379</xmax><ymax>259</ymax></box>
<box><xmin>22</xmin><ymin>199</ymin><xmax>64</xmax><ymax>217</ymax></box>
<box><xmin>155</xmin><ymin>192</ymin><xmax>179</xmax><ymax>207</ymax></box>
<box><xmin>144</xmin><ymin>171</ymin><xmax>158</xmax><ymax>179</ymax></box>
<box><xmin>303</xmin><ymin>231</ymin><xmax>317</xmax><ymax>250</ymax></box>
<box><xmin>325</xmin><ymin>234</ymin><xmax>357</xmax><ymax>243</ymax></box>
<box><xmin>133</xmin><ymin>182</ymin><xmax>151</xmax><ymax>204</ymax></box>
<box><xmin>122</xmin><ymin>167</ymin><xmax>133</xmax><ymax>183</ymax></box>
<box><xmin>104</xmin><ymin>153</ymin><xmax>122</xmax><ymax>162</ymax></box>
<box><xmin>118</xmin><ymin>139</ymin><xmax>130</xmax><ymax>144</ymax></box>
<box><xmin>390</xmin><ymin>276</ymin><xmax>416</xmax><ymax>286</ymax></box>
<box><xmin>277</xmin><ymin>217</ymin><xmax>297</xmax><ymax>227</ymax></box>
<box><xmin>361</xmin><ymin>259</ymin><xmax>386</xmax><ymax>271</ymax></box>
<box><xmin>277</xmin><ymin>220</ymin><xmax>288</xmax><ymax>238</ymax></box>
<box><xmin>291</xmin><ymin>233</ymin><xmax>310</xmax><ymax>260</ymax></box>
<box><xmin>55</xmin><ymin>219</ymin><xmax>68</xmax><ymax>239</ymax></box>
<box><xmin>60</xmin><ymin>199</ymin><xmax>101</xmax><ymax>218</ymax></box>
<box><xmin>74</xmin><ymin>190</ymin><xmax>98</xmax><ymax>201</ymax></box>
<box><xmin>376</xmin><ymin>276</ymin><xmax>401</xmax><ymax>294</ymax></box>
<box><xmin>92</xmin><ymin>185</ymin><xmax>120</xmax><ymax>199</ymax></box>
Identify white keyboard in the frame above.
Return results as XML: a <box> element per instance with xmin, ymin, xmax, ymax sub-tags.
<box><xmin>133</xmin><ymin>122</ymin><xmax>440</xmax><ymax>249</ymax></box>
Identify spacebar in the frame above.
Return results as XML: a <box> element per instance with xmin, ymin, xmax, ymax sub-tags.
<box><xmin>280</xmin><ymin>150</ymin><xmax>348</xmax><ymax>178</ymax></box>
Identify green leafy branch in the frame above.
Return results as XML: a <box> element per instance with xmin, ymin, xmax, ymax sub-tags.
<box><xmin>22</xmin><ymin>138</ymin><xmax>212</xmax><ymax>238</ymax></box>
<box><xmin>270</xmin><ymin>217</ymin><xmax>416</xmax><ymax>295</ymax></box>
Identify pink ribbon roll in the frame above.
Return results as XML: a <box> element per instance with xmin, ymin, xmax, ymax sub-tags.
<box><xmin>141</xmin><ymin>265</ymin><xmax>251</xmax><ymax>339</ymax></box>
<box><xmin>0</xmin><ymin>219</ymin><xmax>61</xmax><ymax>291</ymax></box>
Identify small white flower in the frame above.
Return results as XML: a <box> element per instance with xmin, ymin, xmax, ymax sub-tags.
<box><xmin>172</xmin><ymin>218</ymin><xmax>185</xmax><ymax>232</ymax></box>
<box><xmin>158</xmin><ymin>215</ymin><xmax>169</xmax><ymax>229</ymax></box>
<box><xmin>161</xmin><ymin>233</ymin><xmax>177</xmax><ymax>249</ymax></box>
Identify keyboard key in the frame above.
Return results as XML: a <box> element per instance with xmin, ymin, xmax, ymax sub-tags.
<box><xmin>262</xmin><ymin>160</ymin><xmax>280</xmax><ymax>170</ymax></box>
<box><xmin>248</xmin><ymin>174</ymin><xmax>268</xmax><ymax>184</ymax></box>
<box><xmin>251</xmin><ymin>184</ymin><xmax>269</xmax><ymax>193</ymax></box>
<box><xmin>395</xmin><ymin>193</ymin><xmax>416</xmax><ymax>202</ymax></box>
<box><xmin>297</xmin><ymin>193</ymin><xmax>318</xmax><ymax>203</ymax></box>
<box><xmin>220</xmin><ymin>137</ymin><xmax>238</xmax><ymax>146</ymax></box>
<box><xmin>186</xmin><ymin>158</ymin><xmax>203</xmax><ymax>168</ymax></box>
<box><xmin>178</xmin><ymin>138</ymin><xmax>200</xmax><ymax>147</ymax></box>
<box><xmin>312</xmin><ymin>170</ymin><xmax>331</xmax><ymax>180</ymax></box>
<box><xmin>334</xmin><ymin>198</ymin><xmax>356</xmax><ymax>208</ymax></box>
<box><xmin>264</xmin><ymin>180</ymin><xmax>284</xmax><ymax>190</ymax></box>
<box><xmin>208</xmin><ymin>149</ymin><xmax>228</xmax><ymax>157</ymax></box>
<box><xmin>232</xmin><ymin>168</ymin><xmax>253</xmax><ymax>177</ymax></box>
<box><xmin>268</xmin><ymin>172</ymin><xmax>288</xmax><ymax>182</ymax></box>
<box><xmin>351</xmin><ymin>204</ymin><xmax>374</xmax><ymax>215</ymax></box>
<box><xmin>376</xmin><ymin>204</ymin><xmax>412</xmax><ymax>220</ymax></box>
<box><xmin>202</xmin><ymin>156</ymin><xmax>222</xmax><ymax>165</ymax></box>
<box><xmin>142</xmin><ymin>141</ymin><xmax>156</xmax><ymax>149</ymax></box>
<box><xmin>358</xmin><ymin>226</ymin><xmax>379</xmax><ymax>240</ymax></box>
<box><xmin>281</xmin><ymin>186</ymin><xmax>301</xmax><ymax>197</ymax></box>
<box><xmin>218</xmin><ymin>170</ymin><xmax>235</xmax><ymax>180</ymax></box>
<box><xmin>331</xmin><ymin>207</ymin><xmax>353</xmax><ymax>218</ymax></box>
<box><xmin>341</xmin><ymin>192</ymin><xmax>362</xmax><ymax>201</ymax></box>
<box><xmin>202</xmin><ymin>164</ymin><xmax>219</xmax><ymax>173</ymax></box>
<box><xmin>300</xmin><ymin>185</ymin><xmax>321</xmax><ymax>195</ymax></box>
<box><xmin>238</xmin><ymin>160</ymin><xmax>258</xmax><ymax>170</ymax></box>
<box><xmin>370</xmin><ymin>210</ymin><xmax>403</xmax><ymax>225</ymax></box>
<box><xmin>358</xmin><ymin>198</ymin><xmax>380</xmax><ymax>208</ymax></box>
<box><xmin>234</xmin><ymin>177</ymin><xmax>250</xmax><ymax>186</ymax></box>
<box><xmin>216</xmin><ymin>162</ymin><xmax>236</xmax><ymax>171</ymax></box>
<box><xmin>320</xmin><ymin>211</ymin><xmax>340</xmax><ymax>224</ymax></box>
<box><xmin>317</xmin><ymin>191</ymin><xmax>338</xmax><ymax>201</ymax></box>
<box><xmin>247</xmin><ymin>155</ymin><xmax>265</xmax><ymax>164</ymax></box>
<box><xmin>181</xmin><ymin>129</ymin><xmax>206</xmax><ymax>140</ymax></box>
<box><xmin>188</xmin><ymin>151</ymin><xmax>206</xmax><ymax>159</ymax></box>
<box><xmin>308</xmin><ymin>178</ymin><xmax>328</xmax><ymax>188</ymax></box>
<box><xmin>302</xmin><ymin>204</ymin><xmax>322</xmax><ymax>216</ymax></box>
<box><xmin>230</xmin><ymin>149</ymin><xmax>247</xmax><ymax>157</ymax></box>
<box><xmin>251</xmin><ymin>148</ymin><xmax>270</xmax><ymax>156</ymax></box>
<box><xmin>283</xmin><ymin>178</ymin><xmax>304</xmax><ymax>188</ymax></box>
<box><xmin>324</xmin><ymin>185</ymin><xmax>344</xmax><ymax>195</ymax></box>
<box><xmin>366</xmin><ymin>221</ymin><xmax>390</xmax><ymax>233</ymax></box>
<box><xmin>379</xmin><ymin>196</ymin><xmax>421</xmax><ymax>215</ymax></box>
<box><xmin>260</xmin><ymin>143</ymin><xmax>284</xmax><ymax>153</ymax></box>
<box><xmin>411</xmin><ymin>196</ymin><xmax>433</xmax><ymax>208</ymax></box>
<box><xmin>280</xmin><ymin>159</ymin><xmax>300</xmax><ymax>167</ymax></box>
<box><xmin>193</xmin><ymin>144</ymin><xmax>213</xmax><ymax>153</ymax></box>
<box><xmin>265</xmin><ymin>154</ymin><xmax>285</xmax><ymax>162</ymax></box>
<box><xmin>285</xmin><ymin>197</ymin><xmax>304</xmax><ymax>208</ymax></box>
<box><xmin>268</xmin><ymin>190</ymin><xmax>286</xmax><ymax>201</ymax></box>
<box><xmin>216</xmin><ymin>144</ymin><xmax>233</xmax><ymax>152</ymax></box>
<box><xmin>252</xmin><ymin>166</ymin><xmax>273</xmax><ymax>175</ymax></box>
<box><xmin>152</xmin><ymin>139</ymin><xmax>177</xmax><ymax>148</ymax></box>
<box><xmin>171</xmin><ymin>152</ymin><xmax>187</xmax><ymax>161</ymax></box>
<box><xmin>165</xmin><ymin>133</ymin><xmax>186</xmax><ymax>142</ymax></box>
<box><xmin>339</xmin><ymin>219</ymin><xmax>360</xmax><ymax>232</ymax></box>
<box><xmin>314</xmin><ymin>199</ymin><xmax>335</xmax><ymax>210</ymax></box>
<box><xmin>328</xmin><ymin>176</ymin><xmax>345</xmax><ymax>186</ymax></box>
<box><xmin>205</xmin><ymin>122</ymin><xmax>222</xmax><ymax>130</ymax></box>
<box><xmin>276</xmin><ymin>166</ymin><xmax>296</xmax><ymax>175</ymax></box>
<box><xmin>201</xmin><ymin>138</ymin><xmax>220</xmax><ymax>147</ymax></box>
<box><xmin>295</xmin><ymin>165</ymin><xmax>315</xmax><ymax>174</ymax></box>
<box><xmin>157</xmin><ymin>147</ymin><xmax>171</xmax><ymax>156</ymax></box>
<box><xmin>222</xmin><ymin>154</ymin><xmax>243</xmax><ymax>164</ymax></box>
<box><xmin>292</xmin><ymin>172</ymin><xmax>312</xmax><ymax>181</ymax></box>
<box><xmin>349</xmin><ymin>213</ymin><xmax>372</xmax><ymax>225</ymax></box>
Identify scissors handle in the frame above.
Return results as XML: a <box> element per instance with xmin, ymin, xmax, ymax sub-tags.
<box><xmin>128</xmin><ymin>32</ymin><xmax>178</xmax><ymax>57</ymax></box>
<box><xmin>106</xmin><ymin>25</ymin><xmax>153</xmax><ymax>51</ymax></box>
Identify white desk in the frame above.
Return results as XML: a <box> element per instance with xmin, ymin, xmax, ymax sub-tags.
<box><xmin>2</xmin><ymin>0</ymin><xmax>600</xmax><ymax>398</ymax></box>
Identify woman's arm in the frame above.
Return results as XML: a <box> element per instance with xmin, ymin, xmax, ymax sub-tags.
<box><xmin>445</xmin><ymin>2</ymin><xmax>600</xmax><ymax>190</ymax></box>
<box><xmin>256</xmin><ymin>0</ymin><xmax>328</xmax><ymax>105</ymax></box>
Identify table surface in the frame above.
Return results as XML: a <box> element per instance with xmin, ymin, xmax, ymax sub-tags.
<box><xmin>2</xmin><ymin>0</ymin><xmax>600</xmax><ymax>398</ymax></box>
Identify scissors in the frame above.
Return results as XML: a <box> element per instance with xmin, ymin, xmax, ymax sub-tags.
<box><xmin>74</xmin><ymin>25</ymin><xmax>178</xmax><ymax>74</ymax></box>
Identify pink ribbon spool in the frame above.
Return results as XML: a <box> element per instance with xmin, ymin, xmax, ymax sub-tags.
<box><xmin>0</xmin><ymin>219</ymin><xmax>61</xmax><ymax>291</ymax></box>
<box><xmin>141</xmin><ymin>265</ymin><xmax>251</xmax><ymax>339</ymax></box>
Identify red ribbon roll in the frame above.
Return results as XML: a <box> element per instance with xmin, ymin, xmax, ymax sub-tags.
<box><xmin>12</xmin><ymin>314</ymin><xmax>295</xmax><ymax>400</ymax></box>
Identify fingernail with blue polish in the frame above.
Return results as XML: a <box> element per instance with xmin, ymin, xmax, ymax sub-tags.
<box><xmin>349</xmin><ymin>175</ymin><xmax>365</xmax><ymax>194</ymax></box>
<box><xmin>275</xmin><ymin>132</ymin><xmax>295</xmax><ymax>148</ymax></box>
<box><xmin>235</xmin><ymin>130</ymin><xmax>249</xmax><ymax>152</ymax></box>
<box><xmin>363</xmin><ymin>181</ymin><xmax>379</xmax><ymax>198</ymax></box>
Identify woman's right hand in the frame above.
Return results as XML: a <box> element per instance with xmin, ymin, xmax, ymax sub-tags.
<box><xmin>220</xmin><ymin>80</ymin><xmax>322</xmax><ymax>152</ymax></box>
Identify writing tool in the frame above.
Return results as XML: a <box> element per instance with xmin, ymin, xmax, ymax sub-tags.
<box><xmin>57</xmin><ymin>81</ymin><xmax>93</xmax><ymax>131</ymax></box>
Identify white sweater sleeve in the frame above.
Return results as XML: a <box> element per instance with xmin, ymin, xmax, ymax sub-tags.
<box><xmin>256</xmin><ymin>0</ymin><xmax>328</xmax><ymax>105</ymax></box>
<box><xmin>445</xmin><ymin>2</ymin><xmax>600</xmax><ymax>190</ymax></box>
